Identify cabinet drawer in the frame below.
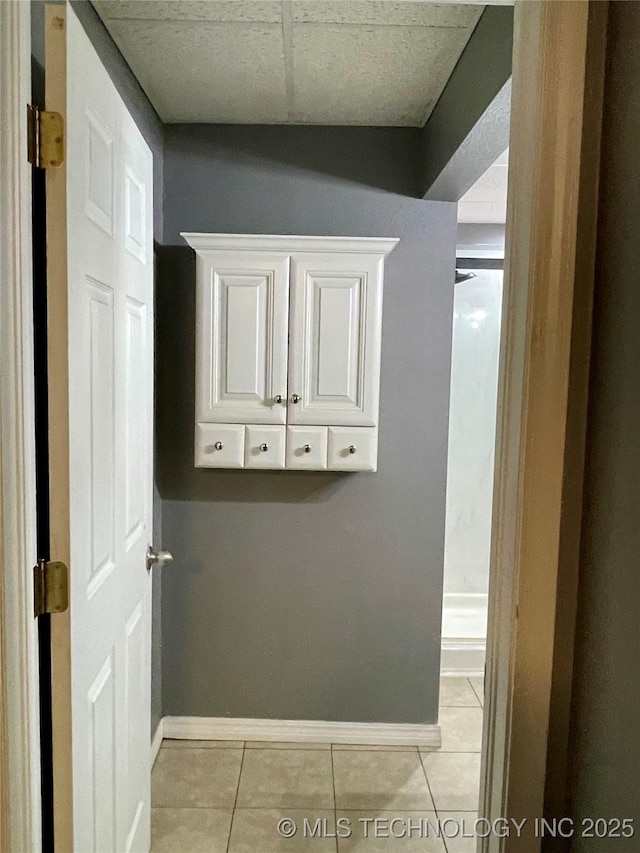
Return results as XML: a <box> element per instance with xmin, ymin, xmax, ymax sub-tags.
<box><xmin>328</xmin><ymin>427</ymin><xmax>378</xmax><ymax>471</ymax></box>
<box><xmin>286</xmin><ymin>426</ymin><xmax>327</xmax><ymax>470</ymax></box>
<box><xmin>245</xmin><ymin>425</ymin><xmax>286</xmax><ymax>469</ymax></box>
<box><xmin>195</xmin><ymin>423</ymin><xmax>244</xmax><ymax>468</ymax></box>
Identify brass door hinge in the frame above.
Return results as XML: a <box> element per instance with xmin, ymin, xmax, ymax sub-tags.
<box><xmin>34</xmin><ymin>559</ymin><xmax>69</xmax><ymax>617</ymax></box>
<box><xmin>27</xmin><ymin>104</ymin><xmax>64</xmax><ymax>169</ymax></box>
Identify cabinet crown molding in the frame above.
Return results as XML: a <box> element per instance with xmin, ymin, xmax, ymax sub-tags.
<box><xmin>181</xmin><ymin>233</ymin><xmax>399</xmax><ymax>255</ymax></box>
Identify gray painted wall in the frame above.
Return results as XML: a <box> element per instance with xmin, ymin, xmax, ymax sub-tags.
<box><xmin>420</xmin><ymin>6</ymin><xmax>513</xmax><ymax>200</ymax></box>
<box><xmin>158</xmin><ymin>125</ymin><xmax>456</xmax><ymax>723</ymax></box>
<box><xmin>569</xmin><ymin>2</ymin><xmax>640</xmax><ymax>842</ymax></box>
<box><xmin>31</xmin><ymin>0</ymin><xmax>165</xmax><ymax>736</ymax></box>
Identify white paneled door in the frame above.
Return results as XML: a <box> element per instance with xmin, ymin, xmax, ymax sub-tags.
<box><xmin>47</xmin><ymin>7</ymin><xmax>154</xmax><ymax>851</ymax></box>
<box><xmin>288</xmin><ymin>252</ymin><xmax>384</xmax><ymax>426</ymax></box>
<box><xmin>196</xmin><ymin>251</ymin><xmax>290</xmax><ymax>424</ymax></box>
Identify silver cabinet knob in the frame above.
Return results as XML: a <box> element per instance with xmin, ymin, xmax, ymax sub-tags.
<box><xmin>349</xmin><ymin>445</ymin><xmax>357</xmax><ymax>454</ymax></box>
<box><xmin>304</xmin><ymin>444</ymin><xmax>312</xmax><ymax>453</ymax></box>
<box><xmin>260</xmin><ymin>443</ymin><xmax>269</xmax><ymax>452</ymax></box>
<box><xmin>147</xmin><ymin>546</ymin><xmax>173</xmax><ymax>572</ymax></box>
<box><xmin>273</xmin><ymin>395</ymin><xmax>283</xmax><ymax>404</ymax></box>
<box><xmin>291</xmin><ymin>394</ymin><xmax>301</xmax><ymax>404</ymax></box>
<box><xmin>214</xmin><ymin>441</ymin><xmax>224</xmax><ymax>450</ymax></box>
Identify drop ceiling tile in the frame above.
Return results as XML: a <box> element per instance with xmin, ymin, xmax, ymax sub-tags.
<box><xmin>94</xmin><ymin>1</ymin><xmax>283</xmax><ymax>23</ymax></box>
<box><xmin>105</xmin><ymin>20</ymin><xmax>287</xmax><ymax>122</ymax></box>
<box><xmin>291</xmin><ymin>1</ymin><xmax>483</xmax><ymax>29</ymax></box>
<box><xmin>291</xmin><ymin>24</ymin><xmax>474</xmax><ymax>126</ymax></box>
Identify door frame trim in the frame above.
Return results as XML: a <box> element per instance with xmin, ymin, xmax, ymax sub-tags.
<box><xmin>44</xmin><ymin>7</ymin><xmax>75</xmax><ymax>849</ymax></box>
<box><xmin>481</xmin><ymin>2</ymin><xmax>607</xmax><ymax>848</ymax></box>
<box><xmin>0</xmin><ymin>1</ymin><xmax>42</xmax><ymax>850</ymax></box>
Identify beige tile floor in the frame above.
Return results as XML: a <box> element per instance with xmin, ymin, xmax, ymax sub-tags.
<box><xmin>151</xmin><ymin>676</ymin><xmax>484</xmax><ymax>852</ymax></box>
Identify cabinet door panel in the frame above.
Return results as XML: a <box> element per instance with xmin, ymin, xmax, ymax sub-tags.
<box><xmin>288</xmin><ymin>253</ymin><xmax>383</xmax><ymax>426</ymax></box>
<box><xmin>196</xmin><ymin>252</ymin><xmax>289</xmax><ymax>424</ymax></box>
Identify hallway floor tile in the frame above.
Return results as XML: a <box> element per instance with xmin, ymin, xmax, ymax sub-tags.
<box><xmin>151</xmin><ymin>676</ymin><xmax>484</xmax><ymax>852</ymax></box>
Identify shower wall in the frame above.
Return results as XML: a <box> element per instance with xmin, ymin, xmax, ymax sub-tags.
<box><xmin>441</xmin><ymin>269</ymin><xmax>503</xmax><ymax>672</ymax></box>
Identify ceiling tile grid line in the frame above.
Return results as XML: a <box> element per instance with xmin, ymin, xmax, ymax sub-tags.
<box><xmin>93</xmin><ymin>1</ymin><xmax>485</xmax><ymax>126</ymax></box>
<box><xmin>281</xmin><ymin>1</ymin><xmax>296</xmax><ymax>122</ymax></box>
<box><xmin>92</xmin><ymin>19</ymin><xmax>481</xmax><ymax>29</ymax></box>
<box><xmin>95</xmin><ymin>2</ymin><xmax>484</xmax><ymax>27</ymax></box>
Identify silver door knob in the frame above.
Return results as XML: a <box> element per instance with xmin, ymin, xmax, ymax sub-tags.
<box><xmin>273</xmin><ymin>395</ymin><xmax>284</xmax><ymax>404</ymax></box>
<box><xmin>291</xmin><ymin>394</ymin><xmax>301</xmax><ymax>404</ymax></box>
<box><xmin>304</xmin><ymin>444</ymin><xmax>312</xmax><ymax>453</ymax></box>
<box><xmin>214</xmin><ymin>441</ymin><xmax>224</xmax><ymax>450</ymax></box>
<box><xmin>349</xmin><ymin>445</ymin><xmax>357</xmax><ymax>454</ymax></box>
<box><xmin>147</xmin><ymin>546</ymin><xmax>173</xmax><ymax>572</ymax></box>
<box><xmin>260</xmin><ymin>443</ymin><xmax>269</xmax><ymax>452</ymax></box>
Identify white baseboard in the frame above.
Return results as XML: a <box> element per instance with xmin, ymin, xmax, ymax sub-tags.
<box><xmin>441</xmin><ymin>638</ymin><xmax>486</xmax><ymax>677</ymax></box>
<box><xmin>150</xmin><ymin>718</ymin><xmax>164</xmax><ymax>767</ymax></box>
<box><xmin>162</xmin><ymin>716</ymin><xmax>441</xmax><ymax>748</ymax></box>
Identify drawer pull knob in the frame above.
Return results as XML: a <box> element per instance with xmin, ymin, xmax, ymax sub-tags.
<box><xmin>304</xmin><ymin>444</ymin><xmax>312</xmax><ymax>454</ymax></box>
<box><xmin>260</xmin><ymin>443</ymin><xmax>269</xmax><ymax>452</ymax></box>
<box><xmin>291</xmin><ymin>394</ymin><xmax>301</xmax><ymax>404</ymax></box>
<box><xmin>273</xmin><ymin>395</ymin><xmax>283</xmax><ymax>404</ymax></box>
<box><xmin>214</xmin><ymin>441</ymin><xmax>224</xmax><ymax>451</ymax></box>
<box><xmin>349</xmin><ymin>445</ymin><xmax>357</xmax><ymax>454</ymax></box>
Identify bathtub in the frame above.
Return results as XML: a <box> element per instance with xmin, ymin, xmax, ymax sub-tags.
<box><xmin>440</xmin><ymin>592</ymin><xmax>488</xmax><ymax>676</ymax></box>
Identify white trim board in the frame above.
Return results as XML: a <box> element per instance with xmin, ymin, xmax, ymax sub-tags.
<box><xmin>162</xmin><ymin>717</ymin><xmax>441</xmax><ymax>748</ymax></box>
<box><xmin>181</xmin><ymin>233</ymin><xmax>399</xmax><ymax>255</ymax></box>
<box><xmin>0</xmin><ymin>1</ymin><xmax>41</xmax><ymax>849</ymax></box>
<box><xmin>150</xmin><ymin>719</ymin><xmax>164</xmax><ymax>769</ymax></box>
<box><xmin>441</xmin><ymin>638</ymin><xmax>486</xmax><ymax>677</ymax></box>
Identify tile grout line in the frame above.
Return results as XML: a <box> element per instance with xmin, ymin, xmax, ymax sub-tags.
<box><xmin>418</xmin><ymin>751</ymin><xmax>454</xmax><ymax>853</ymax></box>
<box><xmin>434</xmin><ymin>804</ymin><xmax>452</xmax><ymax>853</ymax></box>
<box><xmin>439</xmin><ymin>676</ymin><xmax>482</xmax><ymax>709</ymax></box>
<box><xmin>330</xmin><ymin>744</ymin><xmax>339</xmax><ymax>853</ymax></box>
<box><xmin>417</xmin><ymin>749</ymin><xmax>437</xmax><ymax>813</ymax></box>
<box><xmin>225</xmin><ymin>742</ymin><xmax>247</xmax><ymax>853</ymax></box>
<box><xmin>467</xmin><ymin>676</ymin><xmax>484</xmax><ymax>707</ymax></box>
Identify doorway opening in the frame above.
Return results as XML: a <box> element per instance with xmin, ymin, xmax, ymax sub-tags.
<box><xmin>442</xmin><ymin>187</ymin><xmax>507</xmax><ymax>679</ymax></box>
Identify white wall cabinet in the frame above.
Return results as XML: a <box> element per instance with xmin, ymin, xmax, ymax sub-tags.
<box><xmin>183</xmin><ymin>234</ymin><xmax>398</xmax><ymax>471</ymax></box>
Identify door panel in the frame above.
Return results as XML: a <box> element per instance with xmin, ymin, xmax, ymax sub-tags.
<box><xmin>288</xmin><ymin>253</ymin><xmax>383</xmax><ymax>426</ymax></box>
<box><xmin>47</xmin><ymin>7</ymin><xmax>154</xmax><ymax>850</ymax></box>
<box><xmin>87</xmin><ymin>653</ymin><xmax>117</xmax><ymax>850</ymax></box>
<box><xmin>84</xmin><ymin>279</ymin><xmax>116</xmax><ymax>595</ymax></box>
<box><xmin>124</xmin><ymin>299</ymin><xmax>147</xmax><ymax>543</ymax></box>
<box><xmin>196</xmin><ymin>251</ymin><xmax>289</xmax><ymax>424</ymax></box>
